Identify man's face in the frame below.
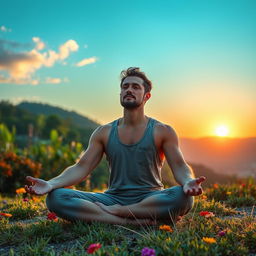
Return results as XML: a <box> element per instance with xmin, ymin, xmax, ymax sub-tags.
<box><xmin>120</xmin><ymin>76</ymin><xmax>150</xmax><ymax>109</ymax></box>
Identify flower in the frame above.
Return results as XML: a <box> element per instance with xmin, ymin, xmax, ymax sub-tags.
<box><xmin>213</xmin><ymin>183</ymin><xmax>219</xmax><ymax>189</ymax></box>
<box><xmin>0</xmin><ymin>212</ymin><xmax>12</xmax><ymax>218</ymax></box>
<box><xmin>218</xmin><ymin>230</ymin><xmax>226</xmax><ymax>237</ymax></box>
<box><xmin>47</xmin><ymin>212</ymin><xmax>58</xmax><ymax>222</ymax></box>
<box><xmin>199</xmin><ymin>211</ymin><xmax>215</xmax><ymax>218</ymax></box>
<box><xmin>23</xmin><ymin>198</ymin><xmax>29</xmax><ymax>202</ymax></box>
<box><xmin>16</xmin><ymin>188</ymin><xmax>26</xmax><ymax>194</ymax></box>
<box><xmin>226</xmin><ymin>191</ymin><xmax>232</xmax><ymax>195</ymax></box>
<box><xmin>201</xmin><ymin>195</ymin><xmax>208</xmax><ymax>200</ymax></box>
<box><xmin>159</xmin><ymin>225</ymin><xmax>173</xmax><ymax>232</ymax></box>
<box><xmin>141</xmin><ymin>247</ymin><xmax>156</xmax><ymax>256</ymax></box>
<box><xmin>202</xmin><ymin>237</ymin><xmax>216</xmax><ymax>244</ymax></box>
<box><xmin>86</xmin><ymin>243</ymin><xmax>102</xmax><ymax>254</ymax></box>
<box><xmin>165</xmin><ymin>237</ymin><xmax>171</xmax><ymax>242</ymax></box>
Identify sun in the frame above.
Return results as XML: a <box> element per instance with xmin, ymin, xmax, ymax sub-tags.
<box><xmin>215</xmin><ymin>125</ymin><xmax>229</xmax><ymax>137</ymax></box>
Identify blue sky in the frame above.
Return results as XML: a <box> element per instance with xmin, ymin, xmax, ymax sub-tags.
<box><xmin>0</xmin><ymin>0</ymin><xmax>255</xmax><ymax>137</ymax></box>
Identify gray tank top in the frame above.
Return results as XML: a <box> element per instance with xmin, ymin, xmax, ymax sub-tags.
<box><xmin>105</xmin><ymin>117</ymin><xmax>164</xmax><ymax>195</ymax></box>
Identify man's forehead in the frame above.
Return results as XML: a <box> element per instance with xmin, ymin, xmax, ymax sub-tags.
<box><xmin>122</xmin><ymin>76</ymin><xmax>144</xmax><ymax>85</ymax></box>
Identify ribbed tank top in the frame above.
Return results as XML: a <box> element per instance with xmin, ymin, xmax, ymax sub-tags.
<box><xmin>105</xmin><ymin>117</ymin><xmax>164</xmax><ymax>195</ymax></box>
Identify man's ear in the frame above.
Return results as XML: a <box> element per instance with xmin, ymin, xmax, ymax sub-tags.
<box><xmin>145</xmin><ymin>92</ymin><xmax>151</xmax><ymax>100</ymax></box>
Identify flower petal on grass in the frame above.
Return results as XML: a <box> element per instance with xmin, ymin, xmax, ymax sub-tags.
<box><xmin>0</xmin><ymin>213</ymin><xmax>12</xmax><ymax>217</ymax></box>
<box><xmin>141</xmin><ymin>247</ymin><xmax>156</xmax><ymax>256</ymax></box>
<box><xmin>199</xmin><ymin>211</ymin><xmax>215</xmax><ymax>218</ymax></box>
<box><xmin>16</xmin><ymin>188</ymin><xmax>26</xmax><ymax>194</ymax></box>
<box><xmin>47</xmin><ymin>212</ymin><xmax>58</xmax><ymax>222</ymax></box>
<box><xmin>86</xmin><ymin>243</ymin><xmax>102</xmax><ymax>254</ymax></box>
<box><xmin>159</xmin><ymin>225</ymin><xmax>173</xmax><ymax>232</ymax></box>
<box><xmin>202</xmin><ymin>237</ymin><xmax>217</xmax><ymax>244</ymax></box>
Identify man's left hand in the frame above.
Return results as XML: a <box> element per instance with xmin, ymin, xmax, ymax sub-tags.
<box><xmin>183</xmin><ymin>176</ymin><xmax>206</xmax><ymax>196</ymax></box>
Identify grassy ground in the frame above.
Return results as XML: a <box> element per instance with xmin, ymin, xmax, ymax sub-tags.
<box><xmin>0</xmin><ymin>181</ymin><xmax>255</xmax><ymax>256</ymax></box>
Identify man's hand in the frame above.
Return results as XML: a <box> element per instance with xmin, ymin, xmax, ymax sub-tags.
<box><xmin>183</xmin><ymin>176</ymin><xmax>206</xmax><ymax>196</ymax></box>
<box><xmin>25</xmin><ymin>176</ymin><xmax>53</xmax><ymax>195</ymax></box>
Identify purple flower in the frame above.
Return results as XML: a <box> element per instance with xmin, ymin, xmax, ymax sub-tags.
<box><xmin>141</xmin><ymin>247</ymin><xmax>156</xmax><ymax>256</ymax></box>
<box><xmin>218</xmin><ymin>230</ymin><xmax>226</xmax><ymax>237</ymax></box>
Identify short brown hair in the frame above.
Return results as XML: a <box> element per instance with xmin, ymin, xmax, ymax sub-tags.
<box><xmin>120</xmin><ymin>67</ymin><xmax>152</xmax><ymax>93</ymax></box>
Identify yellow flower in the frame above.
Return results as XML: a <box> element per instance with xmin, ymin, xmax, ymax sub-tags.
<box><xmin>226</xmin><ymin>191</ymin><xmax>232</xmax><ymax>195</ymax></box>
<box><xmin>16</xmin><ymin>188</ymin><xmax>26</xmax><ymax>194</ymax></box>
<box><xmin>165</xmin><ymin>237</ymin><xmax>171</xmax><ymax>242</ymax></box>
<box><xmin>115</xmin><ymin>248</ymin><xmax>119</xmax><ymax>252</ymax></box>
<box><xmin>159</xmin><ymin>225</ymin><xmax>173</xmax><ymax>232</ymax></box>
<box><xmin>202</xmin><ymin>237</ymin><xmax>216</xmax><ymax>244</ymax></box>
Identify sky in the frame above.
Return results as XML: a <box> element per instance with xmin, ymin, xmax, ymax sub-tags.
<box><xmin>0</xmin><ymin>0</ymin><xmax>255</xmax><ymax>138</ymax></box>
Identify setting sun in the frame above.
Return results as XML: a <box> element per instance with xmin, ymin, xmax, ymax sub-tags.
<box><xmin>215</xmin><ymin>125</ymin><xmax>229</xmax><ymax>137</ymax></box>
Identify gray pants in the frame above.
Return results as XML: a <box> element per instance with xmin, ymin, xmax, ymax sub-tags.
<box><xmin>46</xmin><ymin>186</ymin><xmax>194</xmax><ymax>223</ymax></box>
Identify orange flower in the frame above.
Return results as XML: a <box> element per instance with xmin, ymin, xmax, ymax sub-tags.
<box><xmin>199</xmin><ymin>211</ymin><xmax>215</xmax><ymax>218</ymax></box>
<box><xmin>213</xmin><ymin>183</ymin><xmax>219</xmax><ymax>189</ymax></box>
<box><xmin>202</xmin><ymin>237</ymin><xmax>216</xmax><ymax>244</ymax></box>
<box><xmin>159</xmin><ymin>225</ymin><xmax>173</xmax><ymax>232</ymax></box>
<box><xmin>226</xmin><ymin>191</ymin><xmax>232</xmax><ymax>195</ymax></box>
<box><xmin>16</xmin><ymin>188</ymin><xmax>26</xmax><ymax>194</ymax></box>
<box><xmin>201</xmin><ymin>195</ymin><xmax>207</xmax><ymax>200</ymax></box>
<box><xmin>0</xmin><ymin>212</ymin><xmax>12</xmax><ymax>218</ymax></box>
<box><xmin>86</xmin><ymin>243</ymin><xmax>102</xmax><ymax>254</ymax></box>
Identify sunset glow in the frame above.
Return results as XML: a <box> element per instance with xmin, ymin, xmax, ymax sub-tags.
<box><xmin>215</xmin><ymin>125</ymin><xmax>229</xmax><ymax>137</ymax></box>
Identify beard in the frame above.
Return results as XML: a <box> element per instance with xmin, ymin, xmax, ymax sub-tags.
<box><xmin>120</xmin><ymin>97</ymin><xmax>143</xmax><ymax>109</ymax></box>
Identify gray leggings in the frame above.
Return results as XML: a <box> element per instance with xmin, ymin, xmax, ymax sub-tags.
<box><xmin>46</xmin><ymin>186</ymin><xmax>194</xmax><ymax>222</ymax></box>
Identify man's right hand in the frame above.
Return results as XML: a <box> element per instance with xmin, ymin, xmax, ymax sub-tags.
<box><xmin>25</xmin><ymin>176</ymin><xmax>53</xmax><ymax>195</ymax></box>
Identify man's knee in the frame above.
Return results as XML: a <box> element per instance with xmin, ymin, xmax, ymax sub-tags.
<box><xmin>165</xmin><ymin>186</ymin><xmax>194</xmax><ymax>214</ymax></box>
<box><xmin>46</xmin><ymin>188</ymin><xmax>68</xmax><ymax>212</ymax></box>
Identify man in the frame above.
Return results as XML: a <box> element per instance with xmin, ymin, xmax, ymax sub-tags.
<box><xmin>25</xmin><ymin>67</ymin><xmax>206</xmax><ymax>225</ymax></box>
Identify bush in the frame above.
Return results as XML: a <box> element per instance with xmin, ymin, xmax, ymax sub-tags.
<box><xmin>0</xmin><ymin>151</ymin><xmax>41</xmax><ymax>194</ymax></box>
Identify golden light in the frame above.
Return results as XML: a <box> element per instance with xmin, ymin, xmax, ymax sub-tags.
<box><xmin>215</xmin><ymin>125</ymin><xmax>229</xmax><ymax>137</ymax></box>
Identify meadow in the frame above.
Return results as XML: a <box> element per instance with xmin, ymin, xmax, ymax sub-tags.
<box><xmin>0</xmin><ymin>181</ymin><xmax>255</xmax><ymax>256</ymax></box>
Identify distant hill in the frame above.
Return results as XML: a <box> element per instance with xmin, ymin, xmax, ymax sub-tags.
<box><xmin>180</xmin><ymin>137</ymin><xmax>256</xmax><ymax>178</ymax></box>
<box><xmin>18</xmin><ymin>102</ymin><xmax>99</xmax><ymax>129</ymax></box>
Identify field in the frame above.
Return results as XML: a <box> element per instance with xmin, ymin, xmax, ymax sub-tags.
<box><xmin>0</xmin><ymin>181</ymin><xmax>255</xmax><ymax>256</ymax></box>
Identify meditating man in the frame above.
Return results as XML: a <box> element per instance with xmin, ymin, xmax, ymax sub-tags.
<box><xmin>25</xmin><ymin>67</ymin><xmax>206</xmax><ymax>225</ymax></box>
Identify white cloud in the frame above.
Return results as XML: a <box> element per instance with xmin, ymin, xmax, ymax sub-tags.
<box><xmin>45</xmin><ymin>77</ymin><xmax>62</xmax><ymax>84</ymax></box>
<box><xmin>75</xmin><ymin>57</ymin><xmax>98</xmax><ymax>67</ymax></box>
<box><xmin>0</xmin><ymin>25</ymin><xmax>11</xmax><ymax>32</ymax></box>
<box><xmin>32</xmin><ymin>37</ymin><xmax>45</xmax><ymax>50</ymax></box>
<box><xmin>0</xmin><ymin>38</ymin><xmax>79</xmax><ymax>84</ymax></box>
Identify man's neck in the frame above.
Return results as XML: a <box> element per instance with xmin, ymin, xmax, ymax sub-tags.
<box><xmin>121</xmin><ymin>108</ymin><xmax>148</xmax><ymax>127</ymax></box>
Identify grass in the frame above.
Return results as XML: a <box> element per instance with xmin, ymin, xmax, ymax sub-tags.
<box><xmin>0</xmin><ymin>181</ymin><xmax>255</xmax><ymax>256</ymax></box>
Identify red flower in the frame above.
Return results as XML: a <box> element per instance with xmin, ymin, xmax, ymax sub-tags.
<box><xmin>23</xmin><ymin>198</ymin><xmax>29</xmax><ymax>202</ymax></box>
<box><xmin>86</xmin><ymin>243</ymin><xmax>102</xmax><ymax>254</ymax></box>
<box><xmin>199</xmin><ymin>211</ymin><xmax>215</xmax><ymax>218</ymax></box>
<box><xmin>47</xmin><ymin>212</ymin><xmax>58</xmax><ymax>221</ymax></box>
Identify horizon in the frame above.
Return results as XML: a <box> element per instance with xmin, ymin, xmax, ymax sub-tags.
<box><xmin>1</xmin><ymin>0</ymin><xmax>255</xmax><ymax>138</ymax></box>
<box><xmin>6</xmin><ymin>99</ymin><xmax>256</xmax><ymax>140</ymax></box>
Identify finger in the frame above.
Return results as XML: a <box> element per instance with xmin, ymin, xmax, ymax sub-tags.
<box><xmin>196</xmin><ymin>176</ymin><xmax>206</xmax><ymax>184</ymax></box>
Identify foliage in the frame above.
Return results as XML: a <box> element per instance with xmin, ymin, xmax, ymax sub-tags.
<box><xmin>0</xmin><ymin>151</ymin><xmax>41</xmax><ymax>194</ymax></box>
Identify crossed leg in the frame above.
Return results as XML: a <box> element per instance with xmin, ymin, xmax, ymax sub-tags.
<box><xmin>46</xmin><ymin>186</ymin><xmax>193</xmax><ymax>225</ymax></box>
<box><xmin>97</xmin><ymin>186</ymin><xmax>194</xmax><ymax>223</ymax></box>
<box><xmin>46</xmin><ymin>188</ymin><xmax>154</xmax><ymax>225</ymax></box>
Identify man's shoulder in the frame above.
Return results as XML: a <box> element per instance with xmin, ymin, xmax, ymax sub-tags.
<box><xmin>152</xmin><ymin>118</ymin><xmax>178</xmax><ymax>138</ymax></box>
<box><xmin>92</xmin><ymin>119</ymin><xmax>118</xmax><ymax>138</ymax></box>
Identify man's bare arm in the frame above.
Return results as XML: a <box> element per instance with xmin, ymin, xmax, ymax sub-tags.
<box><xmin>161</xmin><ymin>125</ymin><xmax>205</xmax><ymax>195</ymax></box>
<box><xmin>25</xmin><ymin>126</ymin><xmax>105</xmax><ymax>195</ymax></box>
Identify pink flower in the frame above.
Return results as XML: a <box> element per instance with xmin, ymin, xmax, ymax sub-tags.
<box><xmin>23</xmin><ymin>198</ymin><xmax>29</xmax><ymax>202</ymax></box>
<box><xmin>199</xmin><ymin>211</ymin><xmax>215</xmax><ymax>218</ymax></box>
<box><xmin>86</xmin><ymin>243</ymin><xmax>102</xmax><ymax>254</ymax></box>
